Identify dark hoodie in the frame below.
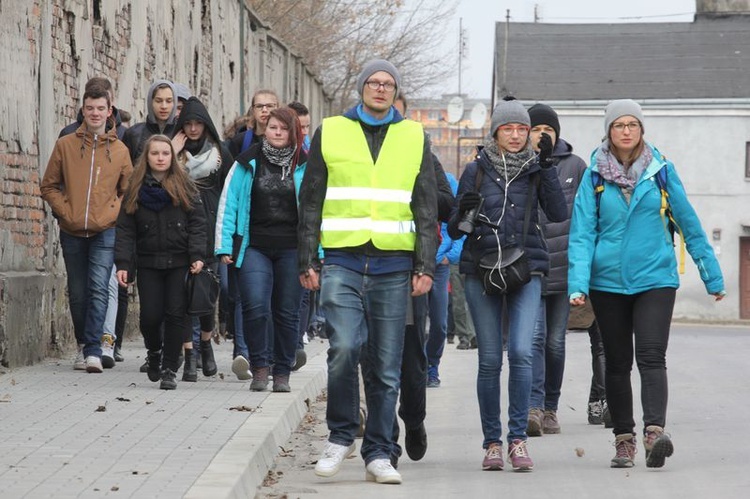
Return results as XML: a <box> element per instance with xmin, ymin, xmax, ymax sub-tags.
<box><xmin>174</xmin><ymin>97</ymin><xmax>233</xmax><ymax>264</ymax></box>
<box><xmin>121</xmin><ymin>79</ymin><xmax>177</xmax><ymax>164</ymax></box>
<box><xmin>59</xmin><ymin>106</ymin><xmax>128</xmax><ymax>140</ymax></box>
<box><xmin>540</xmin><ymin>137</ymin><xmax>587</xmax><ymax>294</ymax></box>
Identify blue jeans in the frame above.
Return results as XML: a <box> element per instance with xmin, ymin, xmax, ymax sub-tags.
<box><xmin>530</xmin><ymin>293</ymin><xmax>570</xmax><ymax>411</ymax></box>
<box><xmin>220</xmin><ymin>262</ymin><xmax>248</xmax><ymax>358</ymax></box>
<box><xmin>236</xmin><ymin>246</ymin><xmax>302</xmax><ymax>376</ymax></box>
<box><xmin>59</xmin><ymin>228</ymin><xmax>115</xmax><ymax>358</ymax></box>
<box><xmin>321</xmin><ymin>265</ymin><xmax>409</xmax><ymax>464</ymax></box>
<box><xmin>425</xmin><ymin>263</ymin><xmax>450</xmax><ymax>367</ymax></box>
<box><xmin>103</xmin><ymin>266</ymin><xmax>118</xmax><ymax>339</ymax></box>
<box><xmin>466</xmin><ymin>274</ymin><xmax>541</xmax><ymax>447</ymax></box>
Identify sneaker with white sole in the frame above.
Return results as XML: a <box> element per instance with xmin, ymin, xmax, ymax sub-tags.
<box><xmin>73</xmin><ymin>345</ymin><xmax>86</xmax><ymax>370</ymax></box>
<box><xmin>231</xmin><ymin>355</ymin><xmax>252</xmax><ymax>380</ymax></box>
<box><xmin>365</xmin><ymin>458</ymin><xmax>402</xmax><ymax>484</ymax></box>
<box><xmin>314</xmin><ymin>441</ymin><xmax>356</xmax><ymax>477</ymax></box>
<box><xmin>101</xmin><ymin>334</ymin><xmax>116</xmax><ymax>369</ymax></box>
<box><xmin>85</xmin><ymin>356</ymin><xmax>103</xmax><ymax>373</ymax></box>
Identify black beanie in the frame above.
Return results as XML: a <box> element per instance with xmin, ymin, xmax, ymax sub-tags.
<box><xmin>528</xmin><ymin>103</ymin><xmax>561</xmax><ymax>141</ymax></box>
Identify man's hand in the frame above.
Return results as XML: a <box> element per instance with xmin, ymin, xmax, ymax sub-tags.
<box><xmin>411</xmin><ymin>273</ymin><xmax>433</xmax><ymax>296</ymax></box>
<box><xmin>300</xmin><ymin>269</ymin><xmax>320</xmax><ymax>290</ymax></box>
<box><xmin>116</xmin><ymin>270</ymin><xmax>129</xmax><ymax>288</ymax></box>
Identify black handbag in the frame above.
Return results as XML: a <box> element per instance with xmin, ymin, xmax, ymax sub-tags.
<box><xmin>185</xmin><ymin>267</ymin><xmax>220</xmax><ymax>316</ymax></box>
<box><xmin>475</xmin><ymin>170</ymin><xmax>538</xmax><ymax>295</ymax></box>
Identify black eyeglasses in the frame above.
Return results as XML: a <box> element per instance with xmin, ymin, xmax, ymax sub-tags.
<box><xmin>253</xmin><ymin>103</ymin><xmax>278</xmax><ymax>110</ymax></box>
<box><xmin>611</xmin><ymin>122</ymin><xmax>641</xmax><ymax>132</ymax></box>
<box><xmin>365</xmin><ymin>80</ymin><xmax>396</xmax><ymax>92</ymax></box>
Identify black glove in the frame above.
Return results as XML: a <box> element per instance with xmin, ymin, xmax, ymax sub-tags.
<box><xmin>458</xmin><ymin>192</ymin><xmax>481</xmax><ymax>214</ymax></box>
<box><xmin>538</xmin><ymin>132</ymin><xmax>554</xmax><ymax>169</ymax></box>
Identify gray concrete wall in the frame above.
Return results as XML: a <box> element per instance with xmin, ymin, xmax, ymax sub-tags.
<box><xmin>0</xmin><ymin>0</ymin><xmax>330</xmax><ymax>367</ymax></box>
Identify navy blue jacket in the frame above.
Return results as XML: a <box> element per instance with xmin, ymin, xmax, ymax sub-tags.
<box><xmin>447</xmin><ymin>147</ymin><xmax>567</xmax><ymax>275</ymax></box>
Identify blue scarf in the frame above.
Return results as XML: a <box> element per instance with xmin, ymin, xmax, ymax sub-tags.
<box><xmin>139</xmin><ymin>183</ymin><xmax>171</xmax><ymax>212</ymax></box>
<box><xmin>356</xmin><ymin>103</ymin><xmax>394</xmax><ymax>126</ymax></box>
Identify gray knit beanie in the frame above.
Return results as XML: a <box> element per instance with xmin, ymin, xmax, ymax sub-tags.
<box><xmin>490</xmin><ymin>98</ymin><xmax>530</xmax><ymax>137</ymax></box>
<box><xmin>356</xmin><ymin>59</ymin><xmax>401</xmax><ymax>97</ymax></box>
<box><xmin>604</xmin><ymin>99</ymin><xmax>644</xmax><ymax>134</ymax></box>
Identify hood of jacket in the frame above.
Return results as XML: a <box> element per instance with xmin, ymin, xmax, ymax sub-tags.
<box><xmin>146</xmin><ymin>79</ymin><xmax>177</xmax><ymax>126</ymax></box>
<box><xmin>174</xmin><ymin>96</ymin><xmax>222</xmax><ymax>149</ymax></box>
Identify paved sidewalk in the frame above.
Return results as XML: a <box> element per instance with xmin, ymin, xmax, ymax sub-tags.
<box><xmin>0</xmin><ymin>336</ymin><xmax>328</xmax><ymax>498</ymax></box>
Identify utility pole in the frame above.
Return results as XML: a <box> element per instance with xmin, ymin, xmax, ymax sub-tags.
<box><xmin>458</xmin><ymin>17</ymin><xmax>463</xmax><ymax>96</ymax></box>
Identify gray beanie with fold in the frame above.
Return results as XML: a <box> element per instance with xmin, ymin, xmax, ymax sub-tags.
<box><xmin>490</xmin><ymin>98</ymin><xmax>530</xmax><ymax>137</ymax></box>
<box><xmin>604</xmin><ymin>99</ymin><xmax>644</xmax><ymax>134</ymax></box>
<box><xmin>356</xmin><ymin>59</ymin><xmax>402</xmax><ymax>97</ymax></box>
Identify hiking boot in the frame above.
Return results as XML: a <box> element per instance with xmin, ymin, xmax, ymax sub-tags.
<box><xmin>200</xmin><ymin>340</ymin><xmax>217</xmax><ymax>377</ymax></box>
<box><xmin>588</xmin><ymin>400</ymin><xmax>604</xmax><ymax>425</ymax></box>
<box><xmin>457</xmin><ymin>339</ymin><xmax>471</xmax><ymax>350</ymax></box>
<box><xmin>231</xmin><ymin>355</ymin><xmax>252</xmax><ymax>380</ymax></box>
<box><xmin>182</xmin><ymin>349</ymin><xmax>197</xmax><ymax>382</ymax></box>
<box><xmin>602</xmin><ymin>401</ymin><xmax>613</xmax><ymax>428</ymax></box>
<box><xmin>146</xmin><ymin>350</ymin><xmax>162</xmax><ymax>382</ymax></box>
<box><xmin>85</xmin><ymin>356</ymin><xmax>103</xmax><ymax>373</ymax></box>
<box><xmin>644</xmin><ymin>425</ymin><xmax>674</xmax><ymax>468</ymax></box>
<box><xmin>508</xmin><ymin>439</ymin><xmax>534</xmax><ymax>471</ymax></box>
<box><xmin>249</xmin><ymin>366</ymin><xmax>270</xmax><ymax>391</ymax></box>
<box><xmin>365</xmin><ymin>458</ymin><xmax>402</xmax><ymax>484</ymax></box>
<box><xmin>272</xmin><ymin>373</ymin><xmax>291</xmax><ymax>393</ymax></box>
<box><xmin>139</xmin><ymin>360</ymin><xmax>148</xmax><ymax>373</ymax></box>
<box><xmin>405</xmin><ymin>423</ymin><xmax>427</xmax><ymax>461</ymax></box>
<box><xmin>101</xmin><ymin>334</ymin><xmax>116</xmax><ymax>369</ymax></box>
<box><xmin>542</xmin><ymin>410</ymin><xmax>560</xmax><ymax>434</ymax></box>
<box><xmin>482</xmin><ymin>442</ymin><xmax>504</xmax><ymax>471</ymax></box>
<box><xmin>113</xmin><ymin>346</ymin><xmax>125</xmax><ymax>362</ymax></box>
<box><xmin>293</xmin><ymin>348</ymin><xmax>307</xmax><ymax>371</ymax></box>
<box><xmin>427</xmin><ymin>365</ymin><xmax>441</xmax><ymax>388</ymax></box>
<box><xmin>314</xmin><ymin>441</ymin><xmax>356</xmax><ymax>477</ymax></box>
<box><xmin>611</xmin><ymin>434</ymin><xmax>637</xmax><ymax>468</ymax></box>
<box><xmin>527</xmin><ymin>408</ymin><xmax>544</xmax><ymax>437</ymax></box>
<box><xmin>160</xmin><ymin>368</ymin><xmax>177</xmax><ymax>390</ymax></box>
<box><xmin>73</xmin><ymin>344</ymin><xmax>86</xmax><ymax>370</ymax></box>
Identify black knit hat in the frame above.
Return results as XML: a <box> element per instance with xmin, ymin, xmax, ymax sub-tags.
<box><xmin>528</xmin><ymin>103</ymin><xmax>561</xmax><ymax>141</ymax></box>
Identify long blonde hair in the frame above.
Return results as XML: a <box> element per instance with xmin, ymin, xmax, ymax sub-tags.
<box><xmin>122</xmin><ymin>135</ymin><xmax>198</xmax><ymax>214</ymax></box>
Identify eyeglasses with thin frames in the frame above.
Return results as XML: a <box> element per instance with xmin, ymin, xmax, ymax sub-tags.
<box><xmin>497</xmin><ymin>125</ymin><xmax>530</xmax><ymax>136</ymax></box>
<box><xmin>253</xmin><ymin>103</ymin><xmax>278</xmax><ymax>110</ymax></box>
<box><xmin>611</xmin><ymin>122</ymin><xmax>641</xmax><ymax>132</ymax></box>
<box><xmin>365</xmin><ymin>80</ymin><xmax>396</xmax><ymax>92</ymax></box>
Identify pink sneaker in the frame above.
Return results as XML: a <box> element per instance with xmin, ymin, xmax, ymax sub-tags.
<box><xmin>482</xmin><ymin>442</ymin><xmax>503</xmax><ymax>471</ymax></box>
<box><xmin>508</xmin><ymin>439</ymin><xmax>534</xmax><ymax>471</ymax></box>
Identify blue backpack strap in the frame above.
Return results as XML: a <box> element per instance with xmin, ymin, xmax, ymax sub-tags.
<box><xmin>241</xmin><ymin>129</ymin><xmax>254</xmax><ymax>154</ymax></box>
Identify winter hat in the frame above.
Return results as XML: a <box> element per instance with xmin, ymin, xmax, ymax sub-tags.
<box><xmin>528</xmin><ymin>103</ymin><xmax>560</xmax><ymax>140</ymax></box>
<box><xmin>490</xmin><ymin>97</ymin><xmax>530</xmax><ymax>137</ymax></box>
<box><xmin>356</xmin><ymin>59</ymin><xmax>401</xmax><ymax>97</ymax></box>
<box><xmin>604</xmin><ymin>99</ymin><xmax>644</xmax><ymax>134</ymax></box>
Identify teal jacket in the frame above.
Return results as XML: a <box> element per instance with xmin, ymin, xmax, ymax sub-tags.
<box><xmin>215</xmin><ymin>155</ymin><xmax>306</xmax><ymax>268</ymax></box>
<box><xmin>568</xmin><ymin>143</ymin><xmax>724</xmax><ymax>297</ymax></box>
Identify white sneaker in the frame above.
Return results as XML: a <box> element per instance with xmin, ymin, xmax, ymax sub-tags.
<box><xmin>85</xmin><ymin>356</ymin><xmax>103</xmax><ymax>373</ymax></box>
<box><xmin>231</xmin><ymin>355</ymin><xmax>252</xmax><ymax>380</ymax></box>
<box><xmin>314</xmin><ymin>441</ymin><xmax>356</xmax><ymax>477</ymax></box>
<box><xmin>73</xmin><ymin>345</ymin><xmax>86</xmax><ymax>370</ymax></box>
<box><xmin>303</xmin><ymin>332</ymin><xmax>310</xmax><ymax>345</ymax></box>
<box><xmin>101</xmin><ymin>334</ymin><xmax>116</xmax><ymax>369</ymax></box>
<box><xmin>365</xmin><ymin>458</ymin><xmax>402</xmax><ymax>484</ymax></box>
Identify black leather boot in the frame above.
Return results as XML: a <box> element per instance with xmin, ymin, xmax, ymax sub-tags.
<box><xmin>182</xmin><ymin>349</ymin><xmax>197</xmax><ymax>382</ymax></box>
<box><xmin>146</xmin><ymin>350</ymin><xmax>161</xmax><ymax>382</ymax></box>
<box><xmin>200</xmin><ymin>340</ymin><xmax>217</xmax><ymax>377</ymax></box>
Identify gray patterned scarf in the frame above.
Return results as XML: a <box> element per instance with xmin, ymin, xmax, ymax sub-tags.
<box><xmin>595</xmin><ymin>140</ymin><xmax>653</xmax><ymax>197</ymax></box>
<box><xmin>482</xmin><ymin>136</ymin><xmax>535</xmax><ymax>179</ymax></box>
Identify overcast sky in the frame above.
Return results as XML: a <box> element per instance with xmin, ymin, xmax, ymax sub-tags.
<box><xmin>447</xmin><ymin>0</ymin><xmax>696</xmax><ymax>98</ymax></box>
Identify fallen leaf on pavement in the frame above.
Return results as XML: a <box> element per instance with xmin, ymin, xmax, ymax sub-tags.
<box><xmin>229</xmin><ymin>405</ymin><xmax>256</xmax><ymax>412</ymax></box>
<box><xmin>575</xmin><ymin>447</ymin><xmax>585</xmax><ymax>457</ymax></box>
<box><xmin>115</xmin><ymin>397</ymin><xmax>131</xmax><ymax>402</ymax></box>
<box><xmin>95</xmin><ymin>405</ymin><xmax>107</xmax><ymax>412</ymax></box>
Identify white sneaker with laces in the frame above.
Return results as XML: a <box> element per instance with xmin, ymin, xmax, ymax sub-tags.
<box><xmin>85</xmin><ymin>356</ymin><xmax>103</xmax><ymax>373</ymax></box>
<box><xmin>231</xmin><ymin>355</ymin><xmax>252</xmax><ymax>380</ymax></box>
<box><xmin>365</xmin><ymin>458</ymin><xmax>402</xmax><ymax>484</ymax></box>
<box><xmin>73</xmin><ymin>345</ymin><xmax>86</xmax><ymax>371</ymax></box>
<box><xmin>101</xmin><ymin>334</ymin><xmax>116</xmax><ymax>369</ymax></box>
<box><xmin>314</xmin><ymin>441</ymin><xmax>356</xmax><ymax>477</ymax></box>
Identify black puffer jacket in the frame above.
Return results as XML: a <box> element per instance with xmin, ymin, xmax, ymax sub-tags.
<box><xmin>447</xmin><ymin>147</ymin><xmax>567</xmax><ymax>275</ymax></box>
<box><xmin>122</xmin><ymin>121</ymin><xmax>176</xmax><ymax>164</ymax></box>
<box><xmin>541</xmin><ymin>138</ymin><xmax>587</xmax><ymax>294</ymax></box>
<box><xmin>298</xmin><ymin>107</ymin><xmax>438</xmax><ymax>277</ymax></box>
<box><xmin>115</xmin><ymin>183</ymin><xmax>207</xmax><ymax>273</ymax></box>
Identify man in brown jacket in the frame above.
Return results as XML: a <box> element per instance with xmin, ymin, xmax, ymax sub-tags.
<box><xmin>41</xmin><ymin>86</ymin><xmax>133</xmax><ymax>373</ymax></box>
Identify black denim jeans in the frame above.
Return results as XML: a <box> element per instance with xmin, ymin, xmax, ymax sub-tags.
<box><xmin>589</xmin><ymin>288</ymin><xmax>675</xmax><ymax>435</ymax></box>
<box><xmin>587</xmin><ymin>320</ymin><xmax>606</xmax><ymax>403</ymax></box>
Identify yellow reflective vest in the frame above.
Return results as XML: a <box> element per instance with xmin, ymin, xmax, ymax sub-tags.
<box><xmin>320</xmin><ymin>116</ymin><xmax>424</xmax><ymax>251</ymax></box>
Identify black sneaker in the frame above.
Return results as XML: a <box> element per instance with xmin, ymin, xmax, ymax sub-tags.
<box><xmin>602</xmin><ymin>401</ymin><xmax>613</xmax><ymax>428</ymax></box>
<box><xmin>405</xmin><ymin>423</ymin><xmax>427</xmax><ymax>461</ymax></box>
<box><xmin>113</xmin><ymin>346</ymin><xmax>125</xmax><ymax>362</ymax></box>
<box><xmin>160</xmin><ymin>368</ymin><xmax>177</xmax><ymax>390</ymax></box>
<box><xmin>146</xmin><ymin>350</ymin><xmax>161</xmax><ymax>382</ymax></box>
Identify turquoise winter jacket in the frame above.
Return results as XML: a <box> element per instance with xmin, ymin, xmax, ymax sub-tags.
<box><xmin>568</xmin><ymin>143</ymin><xmax>724</xmax><ymax>297</ymax></box>
<box><xmin>215</xmin><ymin>156</ymin><xmax>306</xmax><ymax>268</ymax></box>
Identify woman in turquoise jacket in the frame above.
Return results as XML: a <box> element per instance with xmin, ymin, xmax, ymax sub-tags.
<box><xmin>215</xmin><ymin>107</ymin><xmax>307</xmax><ymax>393</ymax></box>
<box><xmin>568</xmin><ymin>100</ymin><xmax>725</xmax><ymax>470</ymax></box>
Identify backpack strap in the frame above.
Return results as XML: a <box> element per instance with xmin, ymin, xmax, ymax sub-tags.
<box><xmin>654</xmin><ymin>165</ymin><xmax>685</xmax><ymax>274</ymax></box>
<box><xmin>591</xmin><ymin>171</ymin><xmax>605</xmax><ymax>222</ymax></box>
